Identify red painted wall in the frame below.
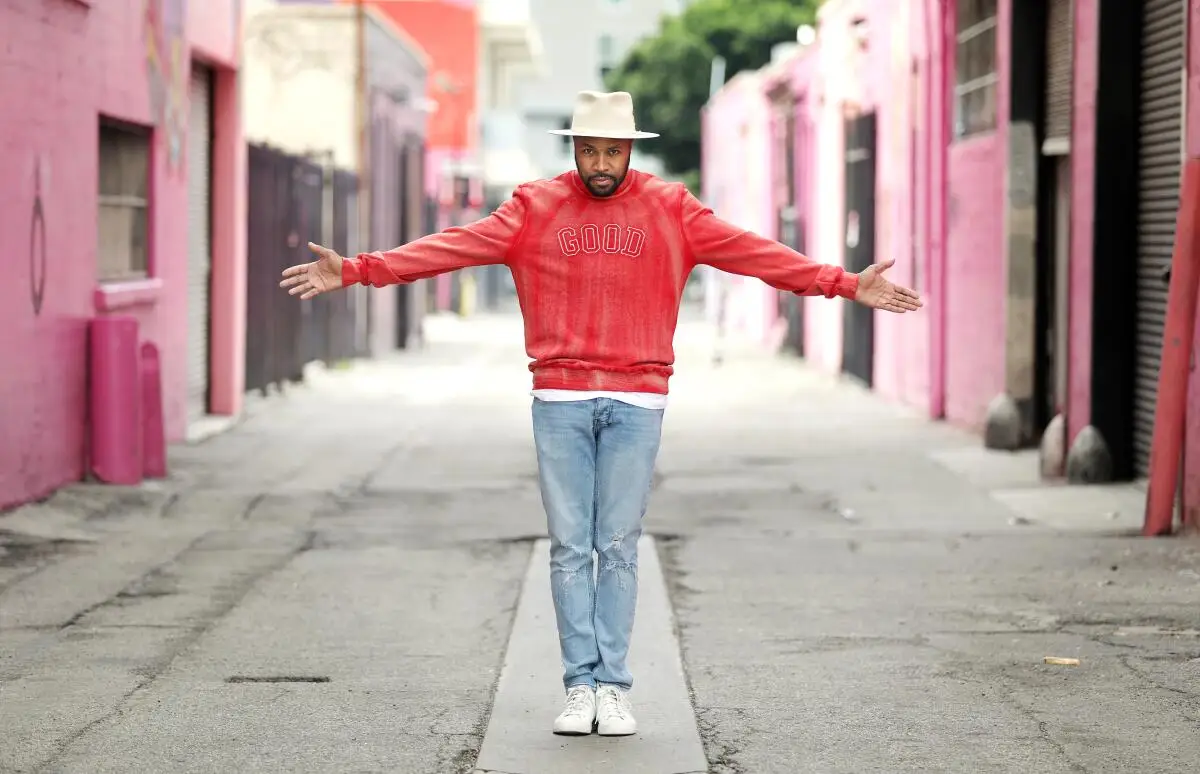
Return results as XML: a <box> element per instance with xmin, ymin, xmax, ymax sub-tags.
<box><xmin>361</xmin><ymin>0</ymin><xmax>478</xmax><ymax>153</ymax></box>
<box><xmin>0</xmin><ymin>0</ymin><xmax>244</xmax><ymax>510</ymax></box>
<box><xmin>941</xmin><ymin>0</ymin><xmax>1011</xmax><ymax>430</ymax></box>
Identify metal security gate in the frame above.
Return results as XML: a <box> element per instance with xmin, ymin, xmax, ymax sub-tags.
<box><xmin>1040</xmin><ymin>0</ymin><xmax>1073</xmax><ymax>429</ymax></box>
<box><xmin>842</xmin><ymin>112</ymin><xmax>877</xmax><ymax>386</ymax></box>
<box><xmin>1043</xmin><ymin>0</ymin><xmax>1073</xmax><ymax>149</ymax></box>
<box><xmin>186</xmin><ymin>64</ymin><xmax>214</xmax><ymax>421</ymax></box>
<box><xmin>244</xmin><ymin>145</ymin><xmax>364</xmax><ymax>395</ymax></box>
<box><xmin>1134</xmin><ymin>0</ymin><xmax>1186</xmax><ymax>475</ymax></box>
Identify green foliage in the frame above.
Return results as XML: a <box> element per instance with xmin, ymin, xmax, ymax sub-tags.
<box><xmin>677</xmin><ymin>168</ymin><xmax>702</xmax><ymax>197</ymax></box>
<box><xmin>605</xmin><ymin>0</ymin><xmax>822</xmax><ymax>181</ymax></box>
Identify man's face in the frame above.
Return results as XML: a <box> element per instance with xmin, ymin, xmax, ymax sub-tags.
<box><xmin>573</xmin><ymin>137</ymin><xmax>633</xmax><ymax>197</ymax></box>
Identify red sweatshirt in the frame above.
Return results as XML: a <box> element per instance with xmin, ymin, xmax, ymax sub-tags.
<box><xmin>342</xmin><ymin>169</ymin><xmax>859</xmax><ymax>394</ymax></box>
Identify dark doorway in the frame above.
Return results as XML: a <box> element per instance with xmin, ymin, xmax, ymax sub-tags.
<box><xmin>396</xmin><ymin>138</ymin><xmax>411</xmax><ymax>349</ymax></box>
<box><xmin>841</xmin><ymin>111</ymin><xmax>877</xmax><ymax>386</ymax></box>
<box><xmin>779</xmin><ymin>208</ymin><xmax>804</xmax><ymax>356</ymax></box>
<box><xmin>778</xmin><ymin>101</ymin><xmax>804</xmax><ymax>357</ymax></box>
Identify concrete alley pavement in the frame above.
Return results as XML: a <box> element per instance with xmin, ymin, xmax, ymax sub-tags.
<box><xmin>2</xmin><ymin>310</ymin><xmax>1199</xmax><ymax>774</ymax></box>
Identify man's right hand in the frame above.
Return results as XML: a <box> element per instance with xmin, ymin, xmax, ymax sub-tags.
<box><xmin>279</xmin><ymin>243</ymin><xmax>345</xmax><ymax>300</ymax></box>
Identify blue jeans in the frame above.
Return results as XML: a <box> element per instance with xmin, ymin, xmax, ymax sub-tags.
<box><xmin>531</xmin><ymin>397</ymin><xmax>665</xmax><ymax>692</ymax></box>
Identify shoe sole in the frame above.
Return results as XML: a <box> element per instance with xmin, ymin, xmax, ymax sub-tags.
<box><xmin>552</xmin><ymin>721</ymin><xmax>597</xmax><ymax>736</ymax></box>
<box><xmin>597</xmin><ymin>727</ymin><xmax>637</xmax><ymax>737</ymax></box>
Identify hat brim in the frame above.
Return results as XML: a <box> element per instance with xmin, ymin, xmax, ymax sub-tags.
<box><xmin>548</xmin><ymin>129</ymin><xmax>660</xmax><ymax>139</ymax></box>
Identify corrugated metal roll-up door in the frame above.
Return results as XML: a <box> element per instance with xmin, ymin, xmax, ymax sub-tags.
<box><xmin>1043</xmin><ymin>0</ymin><xmax>1073</xmax><ymax>148</ymax></box>
<box><xmin>187</xmin><ymin>65</ymin><xmax>214</xmax><ymax>421</ymax></box>
<box><xmin>1134</xmin><ymin>0</ymin><xmax>1185</xmax><ymax>476</ymax></box>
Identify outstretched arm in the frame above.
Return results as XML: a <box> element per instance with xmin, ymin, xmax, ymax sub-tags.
<box><xmin>280</xmin><ymin>189</ymin><xmax>528</xmax><ymax>299</ymax></box>
<box><xmin>681</xmin><ymin>190</ymin><xmax>922</xmax><ymax>312</ymax></box>
<box><xmin>344</xmin><ymin>192</ymin><xmax>527</xmax><ymax>287</ymax></box>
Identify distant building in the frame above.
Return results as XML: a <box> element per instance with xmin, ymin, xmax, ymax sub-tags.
<box><xmin>515</xmin><ymin>0</ymin><xmax>685</xmax><ymax>180</ymax></box>
<box><xmin>242</xmin><ymin>0</ymin><xmax>433</xmax><ymax>353</ymax></box>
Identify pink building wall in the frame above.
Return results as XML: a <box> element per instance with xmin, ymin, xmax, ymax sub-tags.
<box><xmin>941</xmin><ymin>0</ymin><xmax>1011</xmax><ymax>431</ymax></box>
<box><xmin>803</xmin><ymin>8</ymin><xmax>849</xmax><ymax>375</ymax></box>
<box><xmin>0</xmin><ymin>0</ymin><xmax>245</xmax><ymax>510</ymax></box>
<box><xmin>1069</xmin><ymin>0</ymin><xmax>1200</xmax><ymax>510</ymax></box>
<box><xmin>865</xmin><ymin>0</ymin><xmax>933</xmax><ymax>410</ymax></box>
<box><xmin>792</xmin><ymin>0</ymin><xmax>938</xmax><ymax>398</ymax></box>
<box><xmin>704</xmin><ymin>72</ymin><xmax>779</xmax><ymax>345</ymax></box>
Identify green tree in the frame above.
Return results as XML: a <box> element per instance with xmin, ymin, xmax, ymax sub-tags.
<box><xmin>605</xmin><ymin>0</ymin><xmax>822</xmax><ymax>191</ymax></box>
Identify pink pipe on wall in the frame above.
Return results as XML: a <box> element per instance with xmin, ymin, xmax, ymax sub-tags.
<box><xmin>1183</xmin><ymin>0</ymin><xmax>1200</xmax><ymax>526</ymax></box>
<box><xmin>925</xmin><ymin>0</ymin><xmax>949</xmax><ymax>419</ymax></box>
<box><xmin>209</xmin><ymin>64</ymin><xmax>247</xmax><ymax>416</ymax></box>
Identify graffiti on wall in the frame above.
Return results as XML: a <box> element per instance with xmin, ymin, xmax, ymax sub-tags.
<box><xmin>29</xmin><ymin>155</ymin><xmax>48</xmax><ymax>315</ymax></box>
<box><xmin>143</xmin><ymin>0</ymin><xmax>188</xmax><ymax>171</ymax></box>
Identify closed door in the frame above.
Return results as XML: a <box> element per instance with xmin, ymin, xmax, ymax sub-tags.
<box><xmin>1133</xmin><ymin>0</ymin><xmax>1186</xmax><ymax>475</ymax></box>
<box><xmin>842</xmin><ymin>112</ymin><xmax>877</xmax><ymax>387</ymax></box>
<box><xmin>186</xmin><ymin>64</ymin><xmax>214</xmax><ymax>420</ymax></box>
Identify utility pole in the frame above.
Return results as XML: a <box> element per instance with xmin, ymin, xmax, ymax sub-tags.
<box><xmin>355</xmin><ymin>0</ymin><xmax>370</xmax><ymax>255</ymax></box>
<box><xmin>707</xmin><ymin>54</ymin><xmax>727</xmax><ymax>367</ymax></box>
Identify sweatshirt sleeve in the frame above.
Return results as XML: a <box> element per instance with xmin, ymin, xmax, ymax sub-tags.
<box><xmin>342</xmin><ymin>188</ymin><xmax>528</xmax><ymax>288</ymax></box>
<box><xmin>680</xmin><ymin>189</ymin><xmax>859</xmax><ymax>300</ymax></box>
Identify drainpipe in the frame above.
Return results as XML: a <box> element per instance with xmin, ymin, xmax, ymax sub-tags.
<box><xmin>926</xmin><ymin>0</ymin><xmax>948</xmax><ymax>419</ymax></box>
<box><xmin>355</xmin><ymin>0</ymin><xmax>370</xmax><ymax>253</ymax></box>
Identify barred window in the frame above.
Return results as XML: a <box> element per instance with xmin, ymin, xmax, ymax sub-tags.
<box><xmin>954</xmin><ymin>0</ymin><xmax>999</xmax><ymax>139</ymax></box>
<box><xmin>98</xmin><ymin>122</ymin><xmax>151</xmax><ymax>281</ymax></box>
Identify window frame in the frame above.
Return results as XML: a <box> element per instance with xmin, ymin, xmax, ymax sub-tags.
<box><xmin>953</xmin><ymin>2</ymin><xmax>999</xmax><ymax>140</ymax></box>
<box><xmin>97</xmin><ymin>119</ymin><xmax>154</xmax><ymax>285</ymax></box>
<box><xmin>598</xmin><ymin>33</ymin><xmax>618</xmax><ymax>81</ymax></box>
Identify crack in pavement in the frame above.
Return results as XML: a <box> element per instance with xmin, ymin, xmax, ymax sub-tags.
<box><xmin>1115</xmin><ymin>654</ymin><xmax>1200</xmax><ymax>719</ymax></box>
<box><xmin>939</xmin><ymin>673</ymin><xmax>1089</xmax><ymax>774</ymax></box>
<box><xmin>30</xmin><ymin>527</ymin><xmax>317</xmax><ymax>773</ymax></box>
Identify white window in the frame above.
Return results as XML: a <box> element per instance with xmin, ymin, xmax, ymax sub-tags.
<box><xmin>602</xmin><ymin>0</ymin><xmax>630</xmax><ymax>18</ymax></box>
<box><xmin>599</xmin><ymin>34</ymin><xmax>618</xmax><ymax>80</ymax></box>
<box><xmin>98</xmin><ymin>122</ymin><xmax>151</xmax><ymax>281</ymax></box>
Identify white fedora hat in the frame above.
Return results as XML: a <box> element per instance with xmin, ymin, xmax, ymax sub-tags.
<box><xmin>548</xmin><ymin>90</ymin><xmax>659</xmax><ymax>140</ymax></box>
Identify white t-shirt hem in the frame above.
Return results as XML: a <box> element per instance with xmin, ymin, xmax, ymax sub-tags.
<box><xmin>530</xmin><ymin>389</ymin><xmax>668</xmax><ymax>410</ymax></box>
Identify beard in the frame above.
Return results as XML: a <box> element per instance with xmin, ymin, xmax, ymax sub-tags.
<box><xmin>578</xmin><ymin>168</ymin><xmax>626</xmax><ymax>198</ymax></box>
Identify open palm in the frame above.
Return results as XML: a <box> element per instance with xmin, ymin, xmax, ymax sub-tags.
<box><xmin>279</xmin><ymin>243</ymin><xmax>344</xmax><ymax>300</ymax></box>
<box><xmin>854</xmin><ymin>258</ymin><xmax>923</xmax><ymax>313</ymax></box>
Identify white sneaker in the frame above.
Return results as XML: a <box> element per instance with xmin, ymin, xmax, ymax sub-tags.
<box><xmin>596</xmin><ymin>684</ymin><xmax>637</xmax><ymax>736</ymax></box>
<box><xmin>552</xmin><ymin>685</ymin><xmax>597</xmax><ymax>735</ymax></box>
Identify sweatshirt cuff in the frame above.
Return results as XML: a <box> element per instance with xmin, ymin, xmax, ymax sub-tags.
<box><xmin>835</xmin><ymin>270</ymin><xmax>859</xmax><ymax>301</ymax></box>
<box><xmin>341</xmin><ymin>256</ymin><xmax>363</xmax><ymax>287</ymax></box>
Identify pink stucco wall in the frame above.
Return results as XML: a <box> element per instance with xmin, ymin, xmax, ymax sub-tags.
<box><xmin>0</xmin><ymin>0</ymin><xmax>245</xmax><ymax>510</ymax></box>
<box><xmin>701</xmin><ymin>0</ymin><xmax>946</xmax><ymax>400</ymax></box>
<box><xmin>942</xmin><ymin>0</ymin><xmax>1011</xmax><ymax>430</ymax></box>
<box><xmin>705</xmin><ymin>72</ymin><xmax>779</xmax><ymax>344</ymax></box>
<box><xmin>866</xmin><ymin>0</ymin><xmax>933</xmax><ymax>410</ymax></box>
<box><xmin>796</xmin><ymin>0</ymin><xmax>938</xmax><ymax>404</ymax></box>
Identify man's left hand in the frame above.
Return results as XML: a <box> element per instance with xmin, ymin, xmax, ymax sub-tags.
<box><xmin>854</xmin><ymin>258</ymin><xmax>923</xmax><ymax>313</ymax></box>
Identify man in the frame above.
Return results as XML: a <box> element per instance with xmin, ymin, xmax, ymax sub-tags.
<box><xmin>280</xmin><ymin>91</ymin><xmax>922</xmax><ymax>738</ymax></box>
